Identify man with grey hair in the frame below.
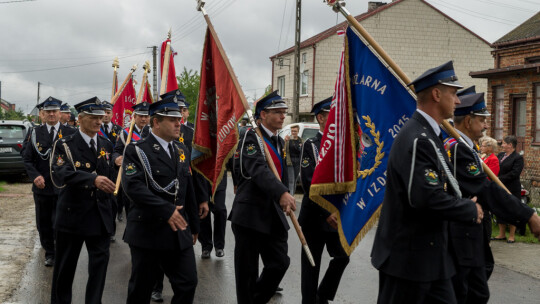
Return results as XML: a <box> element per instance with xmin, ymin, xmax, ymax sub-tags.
<box><xmin>50</xmin><ymin>97</ymin><xmax>116</xmax><ymax>304</ymax></box>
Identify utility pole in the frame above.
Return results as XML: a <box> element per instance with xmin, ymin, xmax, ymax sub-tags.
<box><xmin>37</xmin><ymin>81</ymin><xmax>41</xmax><ymax>104</ymax></box>
<box><xmin>0</xmin><ymin>81</ymin><xmax>2</xmax><ymax>102</ymax></box>
<box><xmin>148</xmin><ymin>46</ymin><xmax>158</xmax><ymax>100</ymax></box>
<box><xmin>292</xmin><ymin>0</ymin><xmax>301</xmax><ymax>123</ymax></box>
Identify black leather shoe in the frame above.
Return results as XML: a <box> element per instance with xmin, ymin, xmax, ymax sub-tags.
<box><xmin>117</xmin><ymin>214</ymin><xmax>124</xmax><ymax>222</ymax></box>
<box><xmin>44</xmin><ymin>257</ymin><xmax>54</xmax><ymax>267</ymax></box>
<box><xmin>215</xmin><ymin>249</ymin><xmax>225</xmax><ymax>257</ymax></box>
<box><xmin>151</xmin><ymin>291</ymin><xmax>163</xmax><ymax>302</ymax></box>
<box><xmin>201</xmin><ymin>250</ymin><xmax>211</xmax><ymax>259</ymax></box>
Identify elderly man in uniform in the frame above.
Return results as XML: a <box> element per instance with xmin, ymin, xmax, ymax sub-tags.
<box><xmin>100</xmin><ymin>101</ymin><xmax>123</xmax><ymax>146</ymax></box>
<box><xmin>229</xmin><ymin>91</ymin><xmax>296</xmax><ymax>304</ymax></box>
<box><xmin>122</xmin><ymin>96</ymin><xmax>200</xmax><ymax>304</ymax></box>
<box><xmin>445</xmin><ymin>91</ymin><xmax>540</xmax><ymax>304</ymax></box>
<box><xmin>298</xmin><ymin>97</ymin><xmax>350</xmax><ymax>304</ymax></box>
<box><xmin>370</xmin><ymin>61</ymin><xmax>484</xmax><ymax>304</ymax></box>
<box><xmin>22</xmin><ymin>97</ymin><xmax>76</xmax><ymax>267</ymax></box>
<box><xmin>50</xmin><ymin>97</ymin><xmax>116</xmax><ymax>304</ymax></box>
<box><xmin>59</xmin><ymin>103</ymin><xmax>73</xmax><ymax>127</ymax></box>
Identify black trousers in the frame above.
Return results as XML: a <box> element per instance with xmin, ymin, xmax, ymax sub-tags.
<box><xmin>51</xmin><ymin>231</ymin><xmax>110</xmax><ymax>304</ymax></box>
<box><xmin>451</xmin><ymin>265</ymin><xmax>489</xmax><ymax>304</ymax></box>
<box><xmin>301</xmin><ymin>229</ymin><xmax>349</xmax><ymax>304</ymax></box>
<box><xmin>33</xmin><ymin>193</ymin><xmax>57</xmax><ymax>258</ymax></box>
<box><xmin>232</xmin><ymin>223</ymin><xmax>290</xmax><ymax>304</ymax></box>
<box><xmin>199</xmin><ymin>188</ymin><xmax>227</xmax><ymax>251</ymax></box>
<box><xmin>128</xmin><ymin>245</ymin><xmax>197</xmax><ymax>304</ymax></box>
<box><xmin>377</xmin><ymin>272</ymin><xmax>457</xmax><ymax>304</ymax></box>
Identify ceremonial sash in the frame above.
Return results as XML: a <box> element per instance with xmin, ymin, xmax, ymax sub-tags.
<box><xmin>124</xmin><ymin>128</ymin><xmax>141</xmax><ymax>141</ymax></box>
<box><xmin>98</xmin><ymin>127</ymin><xmax>111</xmax><ymax>141</ymax></box>
<box><xmin>262</xmin><ymin>137</ymin><xmax>283</xmax><ymax>180</ymax></box>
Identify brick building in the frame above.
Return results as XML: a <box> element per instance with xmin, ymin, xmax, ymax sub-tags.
<box><xmin>270</xmin><ymin>0</ymin><xmax>493</xmax><ymax>123</ymax></box>
<box><xmin>470</xmin><ymin>11</ymin><xmax>540</xmax><ymax>201</ymax></box>
<box><xmin>0</xmin><ymin>98</ymin><xmax>15</xmax><ymax>113</ymax></box>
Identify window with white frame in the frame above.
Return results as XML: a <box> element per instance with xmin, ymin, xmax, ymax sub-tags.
<box><xmin>277</xmin><ymin>76</ymin><xmax>285</xmax><ymax>96</ymax></box>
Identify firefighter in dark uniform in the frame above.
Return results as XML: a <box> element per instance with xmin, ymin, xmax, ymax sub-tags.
<box><xmin>101</xmin><ymin>101</ymin><xmax>123</xmax><ymax>146</ymax></box>
<box><xmin>149</xmin><ymin>89</ymin><xmax>209</xmax><ymax>302</ymax></box>
<box><xmin>59</xmin><ymin>103</ymin><xmax>74</xmax><ymax>128</ymax></box>
<box><xmin>370</xmin><ymin>61</ymin><xmax>484</xmax><ymax>304</ymax></box>
<box><xmin>122</xmin><ymin>96</ymin><xmax>200</xmax><ymax>304</ymax></box>
<box><xmin>298</xmin><ymin>98</ymin><xmax>350</xmax><ymax>304</ymax></box>
<box><xmin>445</xmin><ymin>91</ymin><xmax>540</xmax><ymax>304</ymax></box>
<box><xmin>229</xmin><ymin>91</ymin><xmax>296</xmax><ymax>304</ymax></box>
<box><xmin>50</xmin><ymin>97</ymin><xmax>116</xmax><ymax>304</ymax></box>
<box><xmin>22</xmin><ymin>97</ymin><xmax>76</xmax><ymax>267</ymax></box>
<box><xmin>112</xmin><ymin>102</ymin><xmax>151</xmax><ymax>218</ymax></box>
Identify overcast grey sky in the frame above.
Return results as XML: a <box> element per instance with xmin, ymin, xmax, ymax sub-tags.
<box><xmin>0</xmin><ymin>0</ymin><xmax>539</xmax><ymax>114</ymax></box>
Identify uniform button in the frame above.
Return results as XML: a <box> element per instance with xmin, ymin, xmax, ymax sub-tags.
<box><xmin>156</xmin><ymin>170</ymin><xmax>160</xmax><ymax>173</ymax></box>
<box><xmin>138</xmin><ymin>216</ymin><xmax>141</xmax><ymax>219</ymax></box>
<box><xmin>67</xmin><ymin>208</ymin><xmax>71</xmax><ymax>211</ymax></box>
<box><xmin>430</xmin><ymin>242</ymin><xmax>434</xmax><ymax>246</ymax></box>
<box><xmin>466</xmin><ymin>233</ymin><xmax>469</xmax><ymax>236</ymax></box>
<box><xmin>85</xmin><ymin>185</ymin><xmax>89</xmax><ymax>189</ymax></box>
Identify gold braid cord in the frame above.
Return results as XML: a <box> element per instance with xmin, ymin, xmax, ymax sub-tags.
<box><xmin>358</xmin><ymin>115</ymin><xmax>384</xmax><ymax>179</ymax></box>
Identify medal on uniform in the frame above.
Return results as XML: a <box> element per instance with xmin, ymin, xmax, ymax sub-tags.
<box><xmin>75</xmin><ymin>161</ymin><xmax>81</xmax><ymax>168</ymax></box>
<box><xmin>97</xmin><ymin>147</ymin><xmax>109</xmax><ymax>160</ymax></box>
<box><xmin>58</xmin><ymin>130</ymin><xmax>63</xmax><ymax>139</ymax></box>
<box><xmin>85</xmin><ymin>163</ymin><xmax>91</xmax><ymax>168</ymax></box>
<box><xmin>56</xmin><ymin>156</ymin><xmax>65</xmax><ymax>166</ymax></box>
<box><xmin>178</xmin><ymin>148</ymin><xmax>185</xmax><ymax>162</ymax></box>
<box><xmin>153</xmin><ymin>144</ymin><xmax>161</xmax><ymax>151</ymax></box>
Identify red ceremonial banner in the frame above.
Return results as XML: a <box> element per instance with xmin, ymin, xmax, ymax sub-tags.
<box><xmin>160</xmin><ymin>39</ymin><xmax>179</xmax><ymax>93</ymax></box>
<box><xmin>310</xmin><ymin>51</ymin><xmax>356</xmax><ymax>193</ymax></box>
<box><xmin>141</xmin><ymin>80</ymin><xmax>154</xmax><ymax>104</ymax></box>
<box><xmin>112</xmin><ymin>78</ymin><xmax>137</xmax><ymax>128</ymax></box>
<box><xmin>192</xmin><ymin>27</ymin><xmax>246</xmax><ymax>196</ymax></box>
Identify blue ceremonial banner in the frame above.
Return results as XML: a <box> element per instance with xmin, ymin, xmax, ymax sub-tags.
<box><xmin>311</xmin><ymin>27</ymin><xmax>416</xmax><ymax>255</ymax></box>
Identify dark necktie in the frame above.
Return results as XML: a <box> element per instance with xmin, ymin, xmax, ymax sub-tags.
<box><xmin>168</xmin><ymin>143</ymin><xmax>178</xmax><ymax>170</ymax></box>
<box><xmin>90</xmin><ymin>138</ymin><xmax>97</xmax><ymax>157</ymax></box>
<box><xmin>50</xmin><ymin>126</ymin><xmax>55</xmax><ymax>143</ymax></box>
<box><xmin>272</xmin><ymin>135</ymin><xmax>279</xmax><ymax>151</ymax></box>
<box><xmin>104</xmin><ymin>124</ymin><xmax>109</xmax><ymax>135</ymax></box>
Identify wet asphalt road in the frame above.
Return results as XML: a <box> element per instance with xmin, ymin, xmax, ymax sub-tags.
<box><xmin>10</xmin><ymin>176</ymin><xmax>540</xmax><ymax>303</ymax></box>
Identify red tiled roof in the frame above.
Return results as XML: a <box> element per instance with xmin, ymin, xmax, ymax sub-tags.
<box><xmin>270</xmin><ymin>0</ymin><xmax>490</xmax><ymax>59</ymax></box>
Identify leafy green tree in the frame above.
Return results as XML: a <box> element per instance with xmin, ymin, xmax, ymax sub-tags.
<box><xmin>0</xmin><ymin>108</ymin><xmax>26</xmax><ymax>120</ymax></box>
<box><xmin>177</xmin><ymin>67</ymin><xmax>200</xmax><ymax>123</ymax></box>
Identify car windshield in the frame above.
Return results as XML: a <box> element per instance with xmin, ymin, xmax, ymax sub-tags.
<box><xmin>302</xmin><ymin>128</ymin><xmax>319</xmax><ymax>140</ymax></box>
<box><xmin>0</xmin><ymin>125</ymin><xmax>25</xmax><ymax>139</ymax></box>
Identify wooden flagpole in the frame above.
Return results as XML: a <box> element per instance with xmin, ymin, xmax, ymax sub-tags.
<box><xmin>114</xmin><ymin>61</ymin><xmax>151</xmax><ymax>195</ymax></box>
<box><xmin>326</xmin><ymin>0</ymin><xmax>510</xmax><ymax>194</ymax></box>
<box><xmin>196</xmin><ymin>0</ymin><xmax>316</xmax><ymax>267</ymax></box>
<box><xmin>111</xmin><ymin>64</ymin><xmax>138</xmax><ymax>106</ymax></box>
<box><xmin>159</xmin><ymin>29</ymin><xmax>172</xmax><ymax>96</ymax></box>
<box><xmin>111</xmin><ymin>57</ymin><xmax>119</xmax><ymax>100</ymax></box>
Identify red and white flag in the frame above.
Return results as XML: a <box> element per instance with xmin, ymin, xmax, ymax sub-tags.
<box><xmin>112</xmin><ymin>77</ymin><xmax>137</xmax><ymax>128</ymax></box>
<box><xmin>159</xmin><ymin>39</ymin><xmax>179</xmax><ymax>94</ymax></box>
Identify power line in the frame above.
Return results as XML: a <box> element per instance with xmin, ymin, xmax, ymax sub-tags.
<box><xmin>277</xmin><ymin>0</ymin><xmax>289</xmax><ymax>53</ymax></box>
<box><xmin>0</xmin><ymin>0</ymin><xmax>35</xmax><ymax>4</ymax></box>
<box><xmin>429</xmin><ymin>0</ymin><xmax>520</xmax><ymax>26</ymax></box>
<box><xmin>1</xmin><ymin>52</ymin><xmax>149</xmax><ymax>74</ymax></box>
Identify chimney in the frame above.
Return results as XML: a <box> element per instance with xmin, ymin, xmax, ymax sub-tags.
<box><xmin>368</xmin><ymin>2</ymin><xmax>387</xmax><ymax>12</ymax></box>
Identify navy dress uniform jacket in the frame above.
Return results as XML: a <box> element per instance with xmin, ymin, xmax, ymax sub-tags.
<box><xmin>298</xmin><ymin>132</ymin><xmax>333</xmax><ymax>232</ymax></box>
<box><xmin>448</xmin><ymin>141</ymin><xmax>533</xmax><ymax>267</ymax></box>
<box><xmin>51</xmin><ymin>132</ymin><xmax>115</xmax><ymax>236</ymax></box>
<box><xmin>229</xmin><ymin>128</ymin><xmax>290</xmax><ymax>234</ymax></box>
<box><xmin>371</xmin><ymin>111</ymin><xmax>478</xmax><ymax>282</ymax></box>
<box><xmin>22</xmin><ymin>124</ymin><xmax>76</xmax><ymax>195</ymax></box>
<box><xmin>122</xmin><ymin>133</ymin><xmax>199</xmax><ymax>251</ymax></box>
<box><xmin>102</xmin><ymin>123</ymin><xmax>123</xmax><ymax>147</ymax></box>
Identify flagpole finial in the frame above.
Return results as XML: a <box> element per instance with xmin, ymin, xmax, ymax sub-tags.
<box><xmin>167</xmin><ymin>28</ymin><xmax>172</xmax><ymax>39</ymax></box>
<box><xmin>326</xmin><ymin>0</ymin><xmax>346</xmax><ymax>13</ymax></box>
<box><xmin>143</xmin><ymin>61</ymin><xmax>151</xmax><ymax>74</ymax></box>
<box><xmin>112</xmin><ymin>57</ymin><xmax>119</xmax><ymax>69</ymax></box>
<box><xmin>131</xmin><ymin>64</ymin><xmax>138</xmax><ymax>73</ymax></box>
<box><xmin>196</xmin><ymin>0</ymin><xmax>207</xmax><ymax>15</ymax></box>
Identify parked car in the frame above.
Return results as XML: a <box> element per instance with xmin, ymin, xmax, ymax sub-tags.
<box><xmin>278</xmin><ymin>122</ymin><xmax>320</xmax><ymax>141</ymax></box>
<box><xmin>0</xmin><ymin>120</ymin><xmax>32</xmax><ymax>178</ymax></box>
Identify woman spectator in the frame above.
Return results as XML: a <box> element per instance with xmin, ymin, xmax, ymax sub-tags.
<box><xmin>480</xmin><ymin>136</ymin><xmax>500</xmax><ymax>178</ymax></box>
<box><xmin>493</xmin><ymin>135</ymin><xmax>524</xmax><ymax>243</ymax></box>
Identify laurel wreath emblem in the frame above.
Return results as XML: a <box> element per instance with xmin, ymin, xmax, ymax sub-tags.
<box><xmin>358</xmin><ymin>115</ymin><xmax>384</xmax><ymax>179</ymax></box>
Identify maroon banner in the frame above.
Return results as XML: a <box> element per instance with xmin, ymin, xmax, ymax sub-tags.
<box><xmin>160</xmin><ymin>39</ymin><xmax>179</xmax><ymax>93</ymax></box>
<box><xmin>192</xmin><ymin>27</ymin><xmax>246</xmax><ymax>196</ymax></box>
<box><xmin>112</xmin><ymin>78</ymin><xmax>137</xmax><ymax>128</ymax></box>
